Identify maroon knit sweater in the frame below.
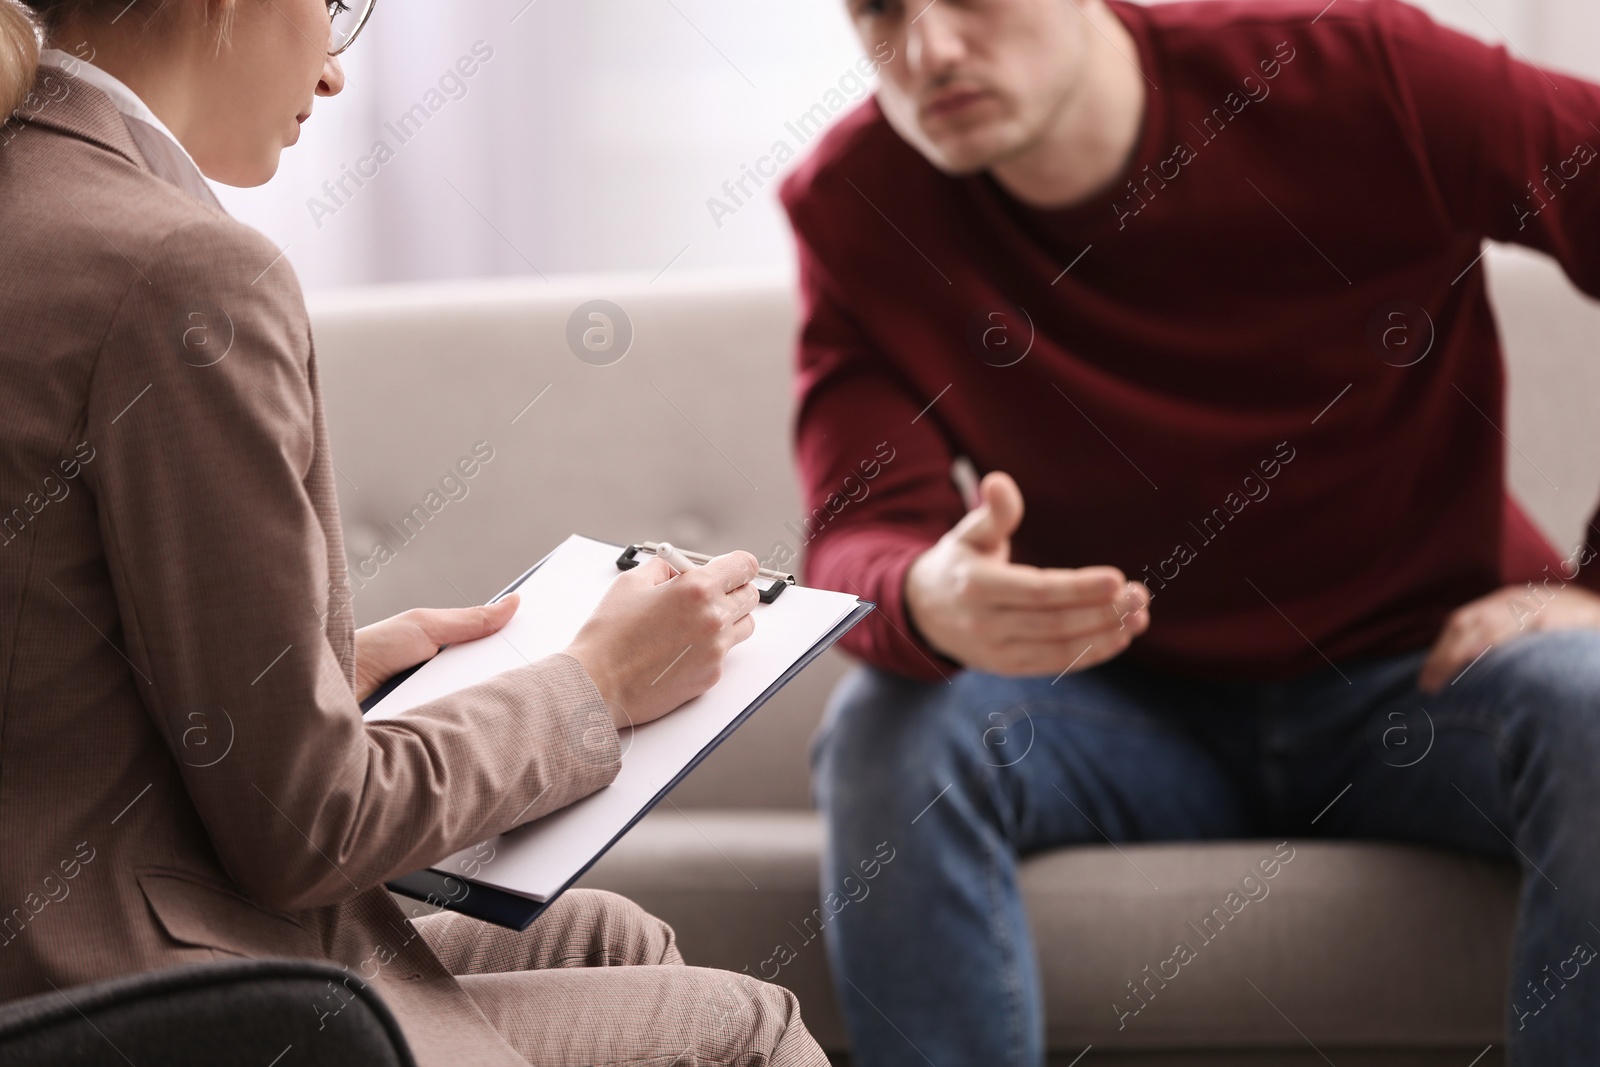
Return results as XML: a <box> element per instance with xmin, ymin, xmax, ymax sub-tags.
<box><xmin>780</xmin><ymin>0</ymin><xmax>1600</xmax><ymax>682</ymax></box>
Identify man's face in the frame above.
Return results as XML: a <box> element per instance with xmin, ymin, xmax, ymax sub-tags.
<box><xmin>849</xmin><ymin>0</ymin><xmax>1089</xmax><ymax>175</ymax></box>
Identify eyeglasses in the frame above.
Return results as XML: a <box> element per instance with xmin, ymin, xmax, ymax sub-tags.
<box><xmin>327</xmin><ymin>0</ymin><xmax>378</xmax><ymax>56</ymax></box>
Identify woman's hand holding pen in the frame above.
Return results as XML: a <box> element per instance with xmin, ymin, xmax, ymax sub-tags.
<box><xmin>565</xmin><ymin>549</ymin><xmax>763</xmax><ymax>729</ymax></box>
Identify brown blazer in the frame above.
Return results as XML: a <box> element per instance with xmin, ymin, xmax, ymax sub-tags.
<box><xmin>0</xmin><ymin>68</ymin><xmax>622</xmax><ymax>1066</ymax></box>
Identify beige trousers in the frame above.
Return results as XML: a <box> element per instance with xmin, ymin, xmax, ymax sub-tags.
<box><xmin>415</xmin><ymin>889</ymin><xmax>829</xmax><ymax>1067</ymax></box>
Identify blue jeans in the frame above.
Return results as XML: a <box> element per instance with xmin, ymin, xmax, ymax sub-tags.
<box><xmin>811</xmin><ymin>631</ymin><xmax>1600</xmax><ymax>1066</ymax></box>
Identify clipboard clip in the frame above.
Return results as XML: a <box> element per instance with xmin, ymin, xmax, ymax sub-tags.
<box><xmin>616</xmin><ymin>542</ymin><xmax>796</xmax><ymax>604</ymax></box>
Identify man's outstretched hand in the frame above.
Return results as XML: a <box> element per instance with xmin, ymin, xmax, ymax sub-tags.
<box><xmin>904</xmin><ymin>471</ymin><xmax>1151</xmax><ymax>677</ymax></box>
<box><xmin>1417</xmin><ymin>582</ymin><xmax>1600</xmax><ymax>693</ymax></box>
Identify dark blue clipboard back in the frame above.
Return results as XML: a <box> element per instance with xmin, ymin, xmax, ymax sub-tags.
<box><xmin>361</xmin><ymin>538</ymin><xmax>874</xmax><ymax>930</ymax></box>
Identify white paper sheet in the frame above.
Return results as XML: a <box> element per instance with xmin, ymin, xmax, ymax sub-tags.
<box><xmin>366</xmin><ymin>534</ymin><xmax>863</xmax><ymax>902</ymax></box>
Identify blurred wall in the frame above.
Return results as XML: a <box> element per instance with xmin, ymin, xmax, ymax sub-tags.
<box><xmin>212</xmin><ymin>0</ymin><xmax>1600</xmax><ymax>291</ymax></box>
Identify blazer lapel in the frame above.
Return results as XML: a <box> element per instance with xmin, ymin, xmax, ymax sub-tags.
<box><xmin>14</xmin><ymin>66</ymin><xmax>143</xmax><ymax>166</ymax></box>
<box><xmin>14</xmin><ymin>66</ymin><xmax>223</xmax><ymax>211</ymax></box>
<box><xmin>121</xmin><ymin>113</ymin><xmax>224</xmax><ymax>210</ymax></box>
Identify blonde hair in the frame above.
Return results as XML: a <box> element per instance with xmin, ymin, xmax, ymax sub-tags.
<box><xmin>1</xmin><ymin>0</ymin><xmax>40</xmax><ymax>117</ymax></box>
<box><xmin>2</xmin><ymin>0</ymin><xmax>213</xmax><ymax>119</ymax></box>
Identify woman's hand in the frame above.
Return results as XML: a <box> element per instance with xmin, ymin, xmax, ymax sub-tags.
<box><xmin>354</xmin><ymin>595</ymin><xmax>521</xmax><ymax>701</ymax></box>
<box><xmin>564</xmin><ymin>551</ymin><xmax>761</xmax><ymax>729</ymax></box>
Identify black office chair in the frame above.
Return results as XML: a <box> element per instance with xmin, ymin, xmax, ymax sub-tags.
<box><xmin>0</xmin><ymin>958</ymin><xmax>415</xmax><ymax>1066</ymax></box>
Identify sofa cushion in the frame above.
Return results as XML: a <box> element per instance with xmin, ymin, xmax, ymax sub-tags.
<box><xmin>576</xmin><ymin>811</ymin><xmax>1517</xmax><ymax>1053</ymax></box>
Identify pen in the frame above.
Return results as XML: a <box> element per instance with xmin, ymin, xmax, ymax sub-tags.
<box><xmin>655</xmin><ymin>542</ymin><xmax>699</xmax><ymax>575</ymax></box>
<box><xmin>631</xmin><ymin>542</ymin><xmax>795</xmax><ymax>593</ymax></box>
<box><xmin>951</xmin><ymin>455</ymin><xmax>981</xmax><ymax>511</ymax></box>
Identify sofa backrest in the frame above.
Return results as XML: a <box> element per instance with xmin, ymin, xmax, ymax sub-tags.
<box><xmin>310</xmin><ymin>246</ymin><xmax>1600</xmax><ymax>810</ymax></box>
<box><xmin>310</xmin><ymin>268</ymin><xmax>830</xmax><ymax>809</ymax></box>
<box><xmin>1487</xmin><ymin>245</ymin><xmax>1600</xmax><ymax>543</ymax></box>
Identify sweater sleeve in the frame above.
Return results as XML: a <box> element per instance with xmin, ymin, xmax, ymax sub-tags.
<box><xmin>1582</xmin><ymin>517</ymin><xmax>1600</xmax><ymax>597</ymax></box>
<box><xmin>787</xmin><ymin>223</ymin><xmax>963</xmax><ymax>682</ymax></box>
<box><xmin>1372</xmin><ymin>0</ymin><xmax>1600</xmax><ymax>593</ymax></box>
<box><xmin>84</xmin><ymin>217</ymin><xmax>620</xmax><ymax>912</ymax></box>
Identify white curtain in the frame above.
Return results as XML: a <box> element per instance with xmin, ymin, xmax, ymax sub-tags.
<box><xmin>212</xmin><ymin>0</ymin><xmax>1599</xmax><ymax>291</ymax></box>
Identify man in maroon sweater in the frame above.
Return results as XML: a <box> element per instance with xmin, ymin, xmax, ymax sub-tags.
<box><xmin>782</xmin><ymin>0</ymin><xmax>1600</xmax><ymax>1062</ymax></box>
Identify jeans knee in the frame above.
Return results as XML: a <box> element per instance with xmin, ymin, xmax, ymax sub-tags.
<box><xmin>1487</xmin><ymin>631</ymin><xmax>1600</xmax><ymax>757</ymax></box>
<box><xmin>812</xmin><ymin>666</ymin><xmax>988</xmax><ymax>814</ymax></box>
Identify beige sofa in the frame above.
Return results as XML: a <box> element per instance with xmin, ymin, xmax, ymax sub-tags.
<box><xmin>309</xmin><ymin>245</ymin><xmax>1600</xmax><ymax>1065</ymax></box>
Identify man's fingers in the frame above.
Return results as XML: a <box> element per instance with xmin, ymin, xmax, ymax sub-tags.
<box><xmin>951</xmin><ymin>470</ymin><xmax>1025</xmax><ymax>552</ymax></box>
<box><xmin>967</xmin><ymin>560</ymin><xmax>1128</xmax><ymax>609</ymax></box>
<box><xmin>1417</xmin><ymin>641</ymin><xmax>1462</xmax><ymax>694</ymax></box>
<box><xmin>985</xmin><ymin>634</ymin><xmax>1131</xmax><ymax>678</ymax></box>
<box><xmin>1417</xmin><ymin>616</ymin><xmax>1486</xmax><ymax>694</ymax></box>
<box><xmin>980</xmin><ymin>600</ymin><xmax>1149</xmax><ymax>643</ymax></box>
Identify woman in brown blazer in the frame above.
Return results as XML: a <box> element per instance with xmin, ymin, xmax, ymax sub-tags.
<box><xmin>0</xmin><ymin>2</ymin><xmax>826</xmax><ymax>1063</ymax></box>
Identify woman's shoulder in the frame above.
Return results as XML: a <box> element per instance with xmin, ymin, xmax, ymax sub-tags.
<box><xmin>0</xmin><ymin>121</ymin><xmax>312</xmax><ymax>425</ymax></box>
<box><xmin>3</xmin><ymin>99</ymin><xmax>302</xmax><ymax>301</ymax></box>
<box><xmin>0</xmin><ymin>114</ymin><xmax>315</xmax><ymax>497</ymax></box>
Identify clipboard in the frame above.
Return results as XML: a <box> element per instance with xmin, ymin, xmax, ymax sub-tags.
<box><xmin>361</xmin><ymin>535</ymin><xmax>873</xmax><ymax>930</ymax></box>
